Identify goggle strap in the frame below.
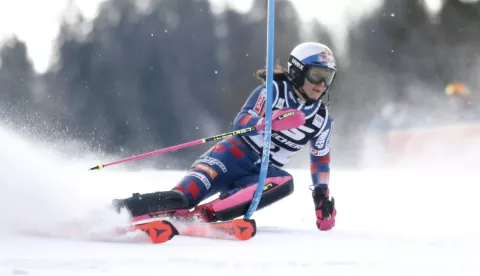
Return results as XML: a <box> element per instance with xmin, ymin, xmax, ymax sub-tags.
<box><xmin>289</xmin><ymin>56</ymin><xmax>306</xmax><ymax>71</ymax></box>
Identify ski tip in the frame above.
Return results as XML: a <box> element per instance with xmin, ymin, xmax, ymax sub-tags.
<box><xmin>134</xmin><ymin>220</ymin><xmax>178</xmax><ymax>244</ymax></box>
<box><xmin>243</xmin><ymin>218</ymin><xmax>257</xmax><ymax>238</ymax></box>
<box><xmin>208</xmin><ymin>218</ymin><xmax>256</xmax><ymax>241</ymax></box>
<box><xmin>163</xmin><ymin>220</ymin><xmax>179</xmax><ymax>236</ymax></box>
<box><xmin>233</xmin><ymin>218</ymin><xmax>256</xmax><ymax>240</ymax></box>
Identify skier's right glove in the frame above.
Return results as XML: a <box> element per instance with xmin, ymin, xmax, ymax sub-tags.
<box><xmin>257</xmin><ymin>108</ymin><xmax>305</xmax><ymax>132</ymax></box>
<box><xmin>312</xmin><ymin>187</ymin><xmax>336</xmax><ymax>231</ymax></box>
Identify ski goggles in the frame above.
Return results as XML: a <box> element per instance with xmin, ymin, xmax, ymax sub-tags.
<box><xmin>305</xmin><ymin>65</ymin><xmax>336</xmax><ymax>86</ymax></box>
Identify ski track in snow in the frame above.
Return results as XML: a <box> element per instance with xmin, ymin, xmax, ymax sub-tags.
<box><xmin>0</xmin><ymin>124</ymin><xmax>479</xmax><ymax>276</ymax></box>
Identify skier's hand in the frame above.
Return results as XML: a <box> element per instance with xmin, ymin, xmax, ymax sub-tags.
<box><xmin>312</xmin><ymin>187</ymin><xmax>336</xmax><ymax>231</ymax></box>
<box><xmin>257</xmin><ymin>108</ymin><xmax>305</xmax><ymax>132</ymax></box>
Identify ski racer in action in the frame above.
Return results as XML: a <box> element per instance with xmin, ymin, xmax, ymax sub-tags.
<box><xmin>114</xmin><ymin>42</ymin><xmax>337</xmax><ymax>231</ymax></box>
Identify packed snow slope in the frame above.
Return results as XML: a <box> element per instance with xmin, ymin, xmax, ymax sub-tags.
<box><xmin>0</xmin><ymin>124</ymin><xmax>479</xmax><ymax>276</ymax></box>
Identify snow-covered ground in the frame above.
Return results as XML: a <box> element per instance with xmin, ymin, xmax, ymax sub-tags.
<box><xmin>0</xmin><ymin>124</ymin><xmax>479</xmax><ymax>276</ymax></box>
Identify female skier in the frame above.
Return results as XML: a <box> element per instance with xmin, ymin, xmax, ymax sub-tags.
<box><xmin>114</xmin><ymin>42</ymin><xmax>337</xmax><ymax>231</ymax></box>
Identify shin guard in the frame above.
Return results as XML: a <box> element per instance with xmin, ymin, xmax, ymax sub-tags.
<box><xmin>207</xmin><ymin>176</ymin><xmax>294</xmax><ymax>221</ymax></box>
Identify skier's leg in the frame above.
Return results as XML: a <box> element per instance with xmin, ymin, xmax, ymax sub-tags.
<box><xmin>200</xmin><ymin>167</ymin><xmax>295</xmax><ymax>222</ymax></box>
<box><xmin>169</xmin><ymin>137</ymin><xmax>259</xmax><ymax>221</ymax></box>
<box><xmin>114</xmin><ymin>137</ymin><xmax>254</xmax><ymax>220</ymax></box>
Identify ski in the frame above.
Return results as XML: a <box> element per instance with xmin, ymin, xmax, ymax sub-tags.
<box><xmin>22</xmin><ymin>218</ymin><xmax>255</xmax><ymax>244</ymax></box>
<box><xmin>120</xmin><ymin>220</ymin><xmax>178</xmax><ymax>244</ymax></box>
<box><xmin>171</xmin><ymin>218</ymin><xmax>256</xmax><ymax>241</ymax></box>
<box><xmin>126</xmin><ymin>218</ymin><xmax>256</xmax><ymax>243</ymax></box>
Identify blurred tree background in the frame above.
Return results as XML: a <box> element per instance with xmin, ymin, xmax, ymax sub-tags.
<box><xmin>0</xmin><ymin>0</ymin><xmax>479</xmax><ymax>169</ymax></box>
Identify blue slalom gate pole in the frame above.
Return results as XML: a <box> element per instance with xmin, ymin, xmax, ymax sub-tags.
<box><xmin>244</xmin><ymin>0</ymin><xmax>275</xmax><ymax>220</ymax></box>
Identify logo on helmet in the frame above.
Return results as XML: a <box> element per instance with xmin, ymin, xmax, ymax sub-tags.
<box><xmin>318</xmin><ymin>51</ymin><xmax>334</xmax><ymax>65</ymax></box>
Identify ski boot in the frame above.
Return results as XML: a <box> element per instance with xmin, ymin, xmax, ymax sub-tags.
<box><xmin>112</xmin><ymin>190</ymin><xmax>190</xmax><ymax>218</ymax></box>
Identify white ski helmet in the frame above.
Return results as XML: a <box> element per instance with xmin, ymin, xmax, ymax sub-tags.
<box><xmin>286</xmin><ymin>42</ymin><xmax>337</xmax><ymax>102</ymax></box>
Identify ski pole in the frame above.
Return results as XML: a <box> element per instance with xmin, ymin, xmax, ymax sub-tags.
<box><xmin>89</xmin><ymin>125</ymin><xmax>262</xmax><ymax>170</ymax></box>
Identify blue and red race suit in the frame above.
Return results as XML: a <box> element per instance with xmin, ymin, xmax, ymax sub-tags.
<box><xmin>173</xmin><ymin>78</ymin><xmax>333</xmax><ymax>207</ymax></box>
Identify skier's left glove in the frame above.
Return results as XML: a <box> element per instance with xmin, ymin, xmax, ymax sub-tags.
<box><xmin>312</xmin><ymin>187</ymin><xmax>336</xmax><ymax>231</ymax></box>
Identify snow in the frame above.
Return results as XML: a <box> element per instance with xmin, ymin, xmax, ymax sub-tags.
<box><xmin>1</xmin><ymin>124</ymin><xmax>479</xmax><ymax>276</ymax></box>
